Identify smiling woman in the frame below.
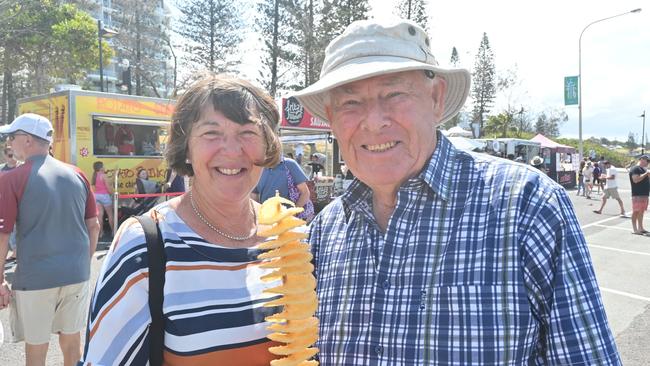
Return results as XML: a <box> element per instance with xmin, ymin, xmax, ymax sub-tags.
<box><xmin>79</xmin><ymin>74</ymin><xmax>287</xmax><ymax>366</ymax></box>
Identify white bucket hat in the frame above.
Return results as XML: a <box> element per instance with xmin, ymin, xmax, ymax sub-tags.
<box><xmin>0</xmin><ymin>113</ymin><xmax>53</xmax><ymax>143</ymax></box>
<box><xmin>293</xmin><ymin>18</ymin><xmax>471</xmax><ymax>125</ymax></box>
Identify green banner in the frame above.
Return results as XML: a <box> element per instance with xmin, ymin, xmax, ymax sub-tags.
<box><xmin>564</xmin><ymin>76</ymin><xmax>579</xmax><ymax>105</ymax></box>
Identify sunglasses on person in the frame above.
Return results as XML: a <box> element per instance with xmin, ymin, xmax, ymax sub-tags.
<box><xmin>8</xmin><ymin>132</ymin><xmax>29</xmax><ymax>141</ymax></box>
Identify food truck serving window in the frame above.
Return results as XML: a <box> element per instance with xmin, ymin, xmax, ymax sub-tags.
<box><xmin>92</xmin><ymin>116</ymin><xmax>169</xmax><ymax>157</ymax></box>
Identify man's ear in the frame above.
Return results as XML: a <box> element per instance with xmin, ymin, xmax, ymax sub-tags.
<box><xmin>430</xmin><ymin>76</ymin><xmax>447</xmax><ymax>122</ymax></box>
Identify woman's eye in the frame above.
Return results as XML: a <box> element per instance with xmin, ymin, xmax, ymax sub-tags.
<box><xmin>201</xmin><ymin>130</ymin><xmax>220</xmax><ymax>138</ymax></box>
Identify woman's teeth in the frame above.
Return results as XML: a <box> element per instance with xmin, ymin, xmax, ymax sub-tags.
<box><xmin>217</xmin><ymin>168</ymin><xmax>242</xmax><ymax>175</ymax></box>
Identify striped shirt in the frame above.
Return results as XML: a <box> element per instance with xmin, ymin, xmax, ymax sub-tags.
<box><xmin>80</xmin><ymin>201</ymin><xmax>281</xmax><ymax>365</ymax></box>
<box><xmin>309</xmin><ymin>134</ymin><xmax>620</xmax><ymax>365</ymax></box>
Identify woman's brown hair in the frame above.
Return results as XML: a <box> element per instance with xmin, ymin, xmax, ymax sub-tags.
<box><xmin>165</xmin><ymin>73</ymin><xmax>282</xmax><ymax>176</ymax></box>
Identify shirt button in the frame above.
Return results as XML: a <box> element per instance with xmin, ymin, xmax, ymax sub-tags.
<box><xmin>374</xmin><ymin>345</ymin><xmax>383</xmax><ymax>355</ymax></box>
<box><xmin>382</xmin><ymin>280</ymin><xmax>390</xmax><ymax>290</ymax></box>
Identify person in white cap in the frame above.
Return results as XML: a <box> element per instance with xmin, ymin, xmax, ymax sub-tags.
<box><xmin>0</xmin><ymin>113</ymin><xmax>100</xmax><ymax>366</ymax></box>
<box><xmin>297</xmin><ymin>18</ymin><xmax>620</xmax><ymax>365</ymax></box>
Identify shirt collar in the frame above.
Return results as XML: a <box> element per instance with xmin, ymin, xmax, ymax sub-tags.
<box><xmin>341</xmin><ymin>131</ymin><xmax>460</xmax><ymax>213</ymax></box>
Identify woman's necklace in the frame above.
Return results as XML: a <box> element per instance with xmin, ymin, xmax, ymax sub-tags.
<box><xmin>189</xmin><ymin>190</ymin><xmax>257</xmax><ymax>241</ymax></box>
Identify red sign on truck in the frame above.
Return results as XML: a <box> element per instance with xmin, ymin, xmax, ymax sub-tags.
<box><xmin>281</xmin><ymin>97</ymin><xmax>330</xmax><ymax>131</ymax></box>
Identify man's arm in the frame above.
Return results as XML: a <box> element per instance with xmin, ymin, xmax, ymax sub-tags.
<box><xmin>521</xmin><ymin>187</ymin><xmax>621</xmax><ymax>364</ymax></box>
<box><xmin>0</xmin><ymin>232</ymin><xmax>11</xmax><ymax>310</ymax></box>
<box><xmin>86</xmin><ymin>217</ymin><xmax>100</xmax><ymax>258</ymax></box>
<box><xmin>631</xmin><ymin>170</ymin><xmax>649</xmax><ymax>184</ymax></box>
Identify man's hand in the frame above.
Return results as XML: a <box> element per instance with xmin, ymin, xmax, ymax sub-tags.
<box><xmin>0</xmin><ymin>279</ymin><xmax>11</xmax><ymax>310</ymax></box>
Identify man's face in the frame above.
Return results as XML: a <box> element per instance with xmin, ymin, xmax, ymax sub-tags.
<box><xmin>7</xmin><ymin>132</ymin><xmax>31</xmax><ymax>161</ymax></box>
<box><xmin>640</xmin><ymin>158</ymin><xmax>649</xmax><ymax>168</ymax></box>
<box><xmin>325</xmin><ymin>70</ymin><xmax>447</xmax><ymax>191</ymax></box>
<box><xmin>3</xmin><ymin>148</ymin><xmax>16</xmax><ymax>164</ymax></box>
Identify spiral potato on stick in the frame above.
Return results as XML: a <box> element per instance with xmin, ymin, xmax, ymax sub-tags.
<box><xmin>257</xmin><ymin>193</ymin><xmax>319</xmax><ymax>366</ymax></box>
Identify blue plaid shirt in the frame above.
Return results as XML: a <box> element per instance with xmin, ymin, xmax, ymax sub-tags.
<box><xmin>309</xmin><ymin>134</ymin><xmax>620</xmax><ymax>365</ymax></box>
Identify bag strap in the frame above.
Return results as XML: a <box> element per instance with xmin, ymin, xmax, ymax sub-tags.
<box><xmin>135</xmin><ymin>214</ymin><xmax>165</xmax><ymax>366</ymax></box>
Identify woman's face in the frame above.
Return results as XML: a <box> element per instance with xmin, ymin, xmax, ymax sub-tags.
<box><xmin>187</xmin><ymin>104</ymin><xmax>267</xmax><ymax>202</ymax></box>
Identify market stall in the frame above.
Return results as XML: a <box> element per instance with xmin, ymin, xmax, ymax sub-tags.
<box><xmin>530</xmin><ymin>134</ymin><xmax>578</xmax><ymax>188</ymax></box>
<box><xmin>280</xmin><ymin>97</ymin><xmax>338</xmax><ymax>212</ymax></box>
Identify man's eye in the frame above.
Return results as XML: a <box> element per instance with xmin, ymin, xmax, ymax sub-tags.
<box><xmin>387</xmin><ymin>91</ymin><xmax>405</xmax><ymax>98</ymax></box>
<box><xmin>341</xmin><ymin>99</ymin><xmax>360</xmax><ymax>107</ymax></box>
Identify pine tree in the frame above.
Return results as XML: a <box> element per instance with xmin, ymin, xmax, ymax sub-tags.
<box><xmin>280</xmin><ymin>0</ymin><xmax>320</xmax><ymax>89</ymax></box>
<box><xmin>177</xmin><ymin>0</ymin><xmax>243</xmax><ymax>75</ymax></box>
<box><xmin>450</xmin><ymin>47</ymin><xmax>459</xmax><ymax>67</ymax></box>
<box><xmin>255</xmin><ymin>0</ymin><xmax>295</xmax><ymax>97</ymax></box>
<box><xmin>315</xmin><ymin>0</ymin><xmax>369</xmax><ymax>79</ymax></box>
<box><xmin>471</xmin><ymin>32</ymin><xmax>496</xmax><ymax>137</ymax></box>
<box><xmin>394</xmin><ymin>0</ymin><xmax>428</xmax><ymax>31</ymax></box>
<box><xmin>534</xmin><ymin>109</ymin><xmax>567</xmax><ymax>138</ymax></box>
<box><xmin>112</xmin><ymin>0</ymin><xmax>170</xmax><ymax>96</ymax></box>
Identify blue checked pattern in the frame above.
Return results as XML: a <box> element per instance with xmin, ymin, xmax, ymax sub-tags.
<box><xmin>309</xmin><ymin>134</ymin><xmax>620</xmax><ymax>365</ymax></box>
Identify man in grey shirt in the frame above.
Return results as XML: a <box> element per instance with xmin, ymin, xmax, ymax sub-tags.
<box><xmin>0</xmin><ymin>114</ymin><xmax>100</xmax><ymax>366</ymax></box>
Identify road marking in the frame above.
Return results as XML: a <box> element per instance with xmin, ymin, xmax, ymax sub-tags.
<box><xmin>588</xmin><ymin>244</ymin><xmax>650</xmax><ymax>256</ymax></box>
<box><xmin>592</xmin><ymin>224</ymin><xmax>634</xmax><ymax>232</ymax></box>
<box><xmin>581</xmin><ymin>212</ymin><xmax>631</xmax><ymax>229</ymax></box>
<box><xmin>600</xmin><ymin>287</ymin><xmax>650</xmax><ymax>303</ymax></box>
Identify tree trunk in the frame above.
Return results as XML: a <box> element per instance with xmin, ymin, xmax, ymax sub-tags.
<box><xmin>209</xmin><ymin>1</ymin><xmax>215</xmax><ymax>72</ymax></box>
<box><xmin>6</xmin><ymin>70</ymin><xmax>15</xmax><ymax>123</ymax></box>
<box><xmin>269</xmin><ymin>0</ymin><xmax>279</xmax><ymax>97</ymax></box>
<box><xmin>135</xmin><ymin>6</ymin><xmax>142</xmax><ymax>95</ymax></box>
<box><xmin>1</xmin><ymin>65</ymin><xmax>9</xmax><ymax>124</ymax></box>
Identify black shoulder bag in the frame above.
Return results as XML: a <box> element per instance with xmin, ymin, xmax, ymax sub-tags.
<box><xmin>135</xmin><ymin>215</ymin><xmax>166</xmax><ymax>366</ymax></box>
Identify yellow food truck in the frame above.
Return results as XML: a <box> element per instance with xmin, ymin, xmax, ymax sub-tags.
<box><xmin>17</xmin><ymin>89</ymin><xmax>174</xmax><ymax>193</ymax></box>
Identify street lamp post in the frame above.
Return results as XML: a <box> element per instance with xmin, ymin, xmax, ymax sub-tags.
<box><xmin>97</xmin><ymin>20</ymin><xmax>118</xmax><ymax>92</ymax></box>
<box><xmin>577</xmin><ymin>8</ymin><xmax>641</xmax><ymax>160</ymax></box>
<box><xmin>641</xmin><ymin>111</ymin><xmax>646</xmax><ymax>155</ymax></box>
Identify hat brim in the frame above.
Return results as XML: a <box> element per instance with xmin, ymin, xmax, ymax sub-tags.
<box><xmin>293</xmin><ymin>55</ymin><xmax>471</xmax><ymax>125</ymax></box>
<box><xmin>0</xmin><ymin>124</ymin><xmax>19</xmax><ymax>135</ymax></box>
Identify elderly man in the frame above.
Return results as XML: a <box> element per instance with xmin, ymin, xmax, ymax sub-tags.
<box><xmin>0</xmin><ymin>114</ymin><xmax>100</xmax><ymax>366</ymax></box>
<box><xmin>295</xmin><ymin>19</ymin><xmax>620</xmax><ymax>365</ymax></box>
<box><xmin>629</xmin><ymin>155</ymin><xmax>650</xmax><ymax>234</ymax></box>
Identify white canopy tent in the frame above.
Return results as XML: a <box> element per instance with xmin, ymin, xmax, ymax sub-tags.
<box><xmin>448</xmin><ymin>136</ymin><xmax>486</xmax><ymax>152</ymax></box>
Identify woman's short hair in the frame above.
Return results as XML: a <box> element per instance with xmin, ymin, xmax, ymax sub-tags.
<box><xmin>165</xmin><ymin>73</ymin><xmax>282</xmax><ymax>176</ymax></box>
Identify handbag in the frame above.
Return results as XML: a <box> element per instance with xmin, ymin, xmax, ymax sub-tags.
<box><xmin>284</xmin><ymin>161</ymin><xmax>315</xmax><ymax>222</ymax></box>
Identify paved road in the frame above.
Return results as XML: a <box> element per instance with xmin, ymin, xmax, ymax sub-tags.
<box><xmin>569</xmin><ymin>170</ymin><xmax>650</xmax><ymax>366</ymax></box>
<box><xmin>1</xmin><ymin>168</ymin><xmax>648</xmax><ymax>365</ymax></box>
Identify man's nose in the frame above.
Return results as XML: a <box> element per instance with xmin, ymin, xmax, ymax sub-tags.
<box><xmin>361</xmin><ymin>99</ymin><xmax>391</xmax><ymax>132</ymax></box>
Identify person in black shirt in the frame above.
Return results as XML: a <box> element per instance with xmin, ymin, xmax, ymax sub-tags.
<box><xmin>629</xmin><ymin>155</ymin><xmax>650</xmax><ymax>235</ymax></box>
<box><xmin>307</xmin><ymin>153</ymin><xmax>325</xmax><ymax>178</ymax></box>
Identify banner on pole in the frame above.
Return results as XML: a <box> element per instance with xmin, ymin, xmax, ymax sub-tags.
<box><xmin>564</xmin><ymin>76</ymin><xmax>579</xmax><ymax>105</ymax></box>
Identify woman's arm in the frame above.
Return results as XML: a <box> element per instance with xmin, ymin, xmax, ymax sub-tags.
<box><xmin>79</xmin><ymin>220</ymin><xmax>152</xmax><ymax>365</ymax></box>
<box><xmin>295</xmin><ymin>182</ymin><xmax>311</xmax><ymax>208</ymax></box>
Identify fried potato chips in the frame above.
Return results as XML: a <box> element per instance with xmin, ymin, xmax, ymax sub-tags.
<box><xmin>257</xmin><ymin>193</ymin><xmax>319</xmax><ymax>366</ymax></box>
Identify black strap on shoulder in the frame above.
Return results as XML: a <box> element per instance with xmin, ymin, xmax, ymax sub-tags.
<box><xmin>135</xmin><ymin>214</ymin><xmax>165</xmax><ymax>366</ymax></box>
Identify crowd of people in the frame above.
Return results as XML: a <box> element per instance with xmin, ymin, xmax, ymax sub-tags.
<box><xmin>0</xmin><ymin>16</ymin><xmax>646</xmax><ymax>366</ymax></box>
